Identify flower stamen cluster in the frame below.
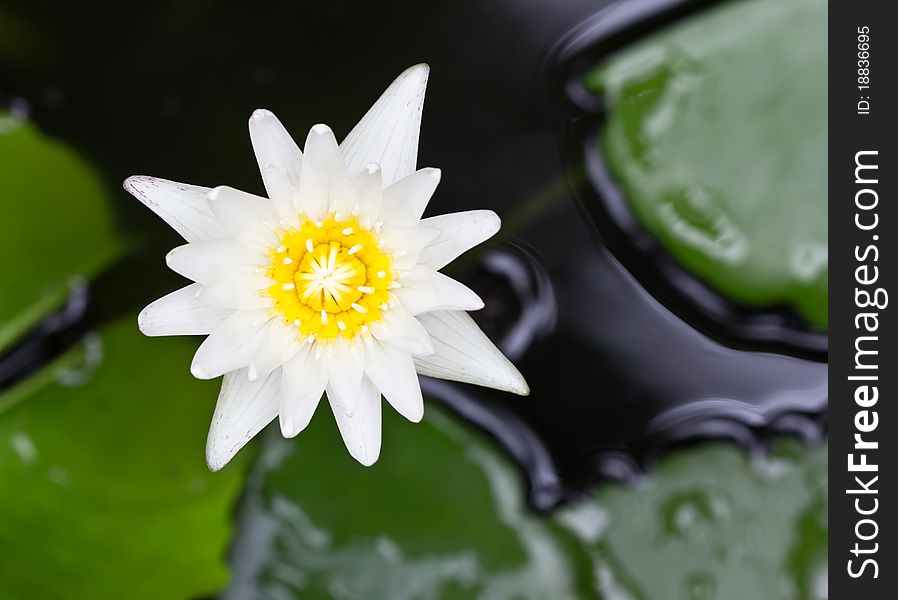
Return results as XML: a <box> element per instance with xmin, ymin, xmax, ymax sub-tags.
<box><xmin>266</xmin><ymin>214</ymin><xmax>393</xmax><ymax>342</ymax></box>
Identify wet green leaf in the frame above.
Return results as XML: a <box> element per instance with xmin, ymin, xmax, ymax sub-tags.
<box><xmin>224</xmin><ymin>393</ymin><xmax>826</xmax><ymax>599</ymax></box>
<box><xmin>225</xmin><ymin>408</ymin><xmax>592</xmax><ymax>600</ymax></box>
<box><xmin>0</xmin><ymin>318</ymin><xmax>246</xmax><ymax>600</ymax></box>
<box><xmin>585</xmin><ymin>0</ymin><xmax>827</xmax><ymax>328</ymax></box>
<box><xmin>555</xmin><ymin>441</ymin><xmax>827</xmax><ymax>600</ymax></box>
<box><xmin>0</xmin><ymin>117</ymin><xmax>125</xmax><ymax>353</ymax></box>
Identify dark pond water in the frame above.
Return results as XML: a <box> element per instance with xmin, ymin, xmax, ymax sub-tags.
<box><xmin>2</xmin><ymin>0</ymin><xmax>826</xmax><ymax>510</ymax></box>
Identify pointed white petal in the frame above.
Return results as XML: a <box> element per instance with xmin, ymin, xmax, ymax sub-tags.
<box><xmin>197</xmin><ymin>272</ymin><xmax>274</xmax><ymax>309</ymax></box>
<box><xmin>207</xmin><ymin>186</ymin><xmax>279</xmax><ymax>249</ymax></box>
<box><xmin>249</xmin><ymin>108</ymin><xmax>303</xmax><ymax>196</ymax></box>
<box><xmin>371</xmin><ymin>307</ymin><xmax>433</xmax><ymax>355</ymax></box>
<box><xmin>279</xmin><ymin>344</ymin><xmax>327</xmax><ymax>438</ymax></box>
<box><xmin>324</xmin><ymin>338</ymin><xmax>365</xmax><ymax>415</ymax></box>
<box><xmin>379</xmin><ymin>168</ymin><xmax>441</xmax><ymax>227</ymax></box>
<box><xmin>395</xmin><ymin>266</ymin><xmax>484</xmax><ymax>315</ymax></box>
<box><xmin>260</xmin><ymin>164</ymin><xmax>302</xmax><ymax>227</ymax></box>
<box><xmin>191</xmin><ymin>309</ymin><xmax>271</xmax><ymax>379</ymax></box>
<box><xmin>379</xmin><ymin>225</ymin><xmax>439</xmax><ymax>270</ymax></box>
<box><xmin>417</xmin><ymin>210</ymin><xmax>501</xmax><ymax>270</ymax></box>
<box><xmin>330</xmin><ymin>376</ymin><xmax>382</xmax><ymax>466</ymax></box>
<box><xmin>364</xmin><ymin>338</ymin><xmax>424</xmax><ymax>423</ymax></box>
<box><xmin>138</xmin><ymin>284</ymin><xmax>232</xmax><ymax>336</ymax></box>
<box><xmin>124</xmin><ymin>176</ymin><xmax>226</xmax><ymax>242</ymax></box>
<box><xmin>340</xmin><ymin>64</ymin><xmax>429</xmax><ymax>187</ymax></box>
<box><xmin>249</xmin><ymin>318</ymin><xmax>301</xmax><ymax>382</ymax></box>
<box><xmin>414</xmin><ymin>310</ymin><xmax>529</xmax><ymax>395</ymax></box>
<box><xmin>297</xmin><ymin>124</ymin><xmax>349</xmax><ymax>218</ymax></box>
<box><xmin>346</xmin><ymin>163</ymin><xmax>383</xmax><ymax>227</ymax></box>
<box><xmin>206</xmin><ymin>367</ymin><xmax>281</xmax><ymax>471</ymax></box>
<box><xmin>166</xmin><ymin>239</ymin><xmax>266</xmax><ymax>284</ymax></box>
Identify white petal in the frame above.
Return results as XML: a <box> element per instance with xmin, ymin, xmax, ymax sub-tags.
<box><xmin>260</xmin><ymin>164</ymin><xmax>302</xmax><ymax>227</ymax></box>
<box><xmin>138</xmin><ymin>284</ymin><xmax>232</xmax><ymax>336</ymax></box>
<box><xmin>324</xmin><ymin>338</ymin><xmax>365</xmax><ymax>415</ymax></box>
<box><xmin>330</xmin><ymin>376</ymin><xmax>382</xmax><ymax>466</ymax></box>
<box><xmin>379</xmin><ymin>168</ymin><xmax>441</xmax><ymax>227</ymax></box>
<box><xmin>379</xmin><ymin>226</ymin><xmax>439</xmax><ymax>271</ymax></box>
<box><xmin>279</xmin><ymin>344</ymin><xmax>327</xmax><ymax>438</ymax></box>
<box><xmin>340</xmin><ymin>64</ymin><xmax>429</xmax><ymax>187</ymax></box>
<box><xmin>197</xmin><ymin>272</ymin><xmax>274</xmax><ymax>309</ymax></box>
<box><xmin>417</xmin><ymin>210</ymin><xmax>501</xmax><ymax>270</ymax></box>
<box><xmin>346</xmin><ymin>163</ymin><xmax>383</xmax><ymax>226</ymax></box>
<box><xmin>414</xmin><ymin>310</ymin><xmax>529</xmax><ymax>395</ymax></box>
<box><xmin>298</xmin><ymin>124</ymin><xmax>349</xmax><ymax>218</ymax></box>
<box><xmin>124</xmin><ymin>176</ymin><xmax>226</xmax><ymax>243</ymax></box>
<box><xmin>249</xmin><ymin>318</ymin><xmax>302</xmax><ymax>382</ymax></box>
<box><xmin>207</xmin><ymin>186</ymin><xmax>279</xmax><ymax>250</ymax></box>
<box><xmin>191</xmin><ymin>309</ymin><xmax>271</xmax><ymax>379</ymax></box>
<box><xmin>371</xmin><ymin>307</ymin><xmax>433</xmax><ymax>356</ymax></box>
<box><xmin>166</xmin><ymin>239</ymin><xmax>266</xmax><ymax>284</ymax></box>
<box><xmin>364</xmin><ymin>338</ymin><xmax>424</xmax><ymax>423</ymax></box>
<box><xmin>249</xmin><ymin>108</ymin><xmax>303</xmax><ymax>195</ymax></box>
<box><xmin>395</xmin><ymin>267</ymin><xmax>484</xmax><ymax>315</ymax></box>
<box><xmin>206</xmin><ymin>367</ymin><xmax>281</xmax><ymax>471</ymax></box>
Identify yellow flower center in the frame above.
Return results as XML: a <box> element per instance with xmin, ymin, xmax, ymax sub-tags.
<box><xmin>265</xmin><ymin>214</ymin><xmax>393</xmax><ymax>342</ymax></box>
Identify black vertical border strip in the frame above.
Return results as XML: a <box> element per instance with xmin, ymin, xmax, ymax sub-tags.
<box><xmin>829</xmin><ymin>1</ymin><xmax>896</xmax><ymax>596</ymax></box>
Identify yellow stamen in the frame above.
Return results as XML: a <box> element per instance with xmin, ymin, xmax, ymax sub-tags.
<box><xmin>264</xmin><ymin>214</ymin><xmax>394</xmax><ymax>342</ymax></box>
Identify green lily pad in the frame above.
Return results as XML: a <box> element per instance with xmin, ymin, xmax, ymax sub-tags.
<box><xmin>555</xmin><ymin>440</ymin><xmax>827</xmax><ymax>600</ymax></box>
<box><xmin>225</xmin><ymin>408</ymin><xmax>591</xmax><ymax>600</ymax></box>
<box><xmin>225</xmin><ymin>394</ymin><xmax>827</xmax><ymax>599</ymax></box>
<box><xmin>0</xmin><ymin>318</ymin><xmax>247</xmax><ymax>600</ymax></box>
<box><xmin>0</xmin><ymin>116</ymin><xmax>125</xmax><ymax>353</ymax></box>
<box><xmin>585</xmin><ymin>0</ymin><xmax>827</xmax><ymax>328</ymax></box>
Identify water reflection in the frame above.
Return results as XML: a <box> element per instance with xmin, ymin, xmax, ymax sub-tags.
<box><xmin>436</xmin><ymin>208</ymin><xmax>824</xmax><ymax>507</ymax></box>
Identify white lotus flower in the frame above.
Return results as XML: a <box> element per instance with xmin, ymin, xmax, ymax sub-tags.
<box><xmin>124</xmin><ymin>64</ymin><xmax>529</xmax><ymax>469</ymax></box>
